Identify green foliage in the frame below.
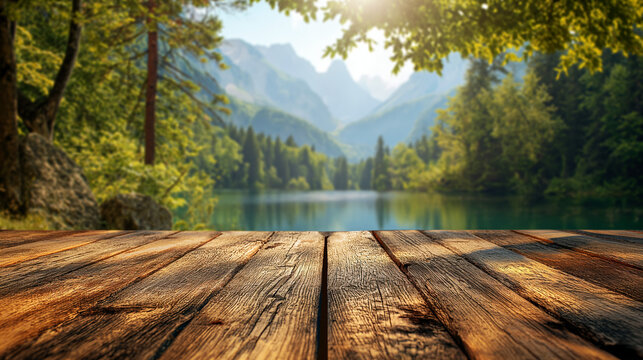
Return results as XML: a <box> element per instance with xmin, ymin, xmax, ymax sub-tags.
<box><xmin>428</xmin><ymin>59</ymin><xmax>560</xmax><ymax>194</ymax></box>
<box><xmin>207</xmin><ymin>124</ymin><xmax>336</xmax><ymax>191</ymax></box>
<box><xmin>0</xmin><ymin>212</ymin><xmax>51</xmax><ymax>230</ymax></box>
<box><xmin>347</xmin><ymin>54</ymin><xmax>642</xmax><ymax>200</ymax></box>
<box><xmin>372</xmin><ymin>136</ymin><xmax>392</xmax><ymax>191</ymax></box>
<box><xmin>390</xmin><ymin>144</ymin><xmax>425</xmax><ymax>190</ymax></box>
<box><xmin>538</xmin><ymin>52</ymin><xmax>643</xmax><ymax>198</ymax></box>
<box><xmin>242</xmin><ymin>126</ymin><xmax>263</xmax><ymax>188</ymax></box>
<box><xmin>333</xmin><ymin>156</ymin><xmax>349</xmax><ymax>190</ymax></box>
<box><xmin>266</xmin><ymin>0</ymin><xmax>643</xmax><ymax>75</ymax></box>
<box><xmin>11</xmin><ymin>0</ymin><xmax>245</xmax><ymax>229</ymax></box>
<box><xmin>286</xmin><ymin>176</ymin><xmax>310</xmax><ymax>190</ymax></box>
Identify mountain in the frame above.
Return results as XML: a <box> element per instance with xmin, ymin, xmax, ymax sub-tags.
<box><xmin>257</xmin><ymin>44</ymin><xmax>380</xmax><ymax>123</ymax></box>
<box><xmin>358</xmin><ymin>75</ymin><xmax>397</xmax><ymax>101</ymax></box>
<box><xmin>337</xmin><ymin>93</ymin><xmax>449</xmax><ymax>159</ymax></box>
<box><xmin>224</xmin><ymin>98</ymin><xmax>345</xmax><ymax>157</ymax></box>
<box><xmin>374</xmin><ymin>56</ymin><xmax>468</xmax><ymax>113</ymax></box>
<box><xmin>214</xmin><ymin>39</ymin><xmax>339</xmax><ymax>132</ymax></box>
<box><xmin>335</xmin><ymin>56</ymin><xmax>468</xmax><ymax>159</ymax></box>
<box><xmin>178</xmin><ymin>46</ymin><xmax>344</xmax><ymax>157</ymax></box>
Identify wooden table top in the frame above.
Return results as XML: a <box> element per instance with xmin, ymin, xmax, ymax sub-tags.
<box><xmin>0</xmin><ymin>230</ymin><xmax>641</xmax><ymax>359</ymax></box>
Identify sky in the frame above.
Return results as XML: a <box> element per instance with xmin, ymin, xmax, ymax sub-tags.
<box><xmin>214</xmin><ymin>2</ymin><xmax>414</xmax><ymax>90</ymax></box>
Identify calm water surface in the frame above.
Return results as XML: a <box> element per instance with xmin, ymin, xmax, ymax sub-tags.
<box><xmin>193</xmin><ymin>190</ymin><xmax>641</xmax><ymax>230</ymax></box>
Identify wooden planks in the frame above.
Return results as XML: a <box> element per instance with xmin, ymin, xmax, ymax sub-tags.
<box><xmin>0</xmin><ymin>230</ymin><xmax>641</xmax><ymax>360</ymax></box>
<box><xmin>159</xmin><ymin>231</ymin><xmax>325</xmax><ymax>360</ymax></box>
<box><xmin>0</xmin><ymin>230</ymin><xmax>90</xmax><ymax>249</ymax></box>
<box><xmin>573</xmin><ymin>230</ymin><xmax>643</xmax><ymax>245</ymax></box>
<box><xmin>471</xmin><ymin>230</ymin><xmax>643</xmax><ymax>301</ymax></box>
<box><xmin>327</xmin><ymin>231</ymin><xmax>465</xmax><ymax>359</ymax></box>
<box><xmin>375</xmin><ymin>230</ymin><xmax>615</xmax><ymax>360</ymax></box>
<box><xmin>0</xmin><ymin>231</ymin><xmax>176</xmax><ymax>297</ymax></box>
<box><xmin>0</xmin><ymin>230</ymin><xmax>126</xmax><ymax>267</ymax></box>
<box><xmin>426</xmin><ymin>230</ymin><xmax>643</xmax><ymax>358</ymax></box>
<box><xmin>6</xmin><ymin>231</ymin><xmax>273</xmax><ymax>360</ymax></box>
<box><xmin>516</xmin><ymin>230</ymin><xmax>643</xmax><ymax>269</ymax></box>
<box><xmin>0</xmin><ymin>231</ymin><xmax>218</xmax><ymax>355</ymax></box>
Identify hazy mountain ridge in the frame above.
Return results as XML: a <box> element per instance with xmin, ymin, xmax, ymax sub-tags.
<box><xmin>358</xmin><ymin>75</ymin><xmax>397</xmax><ymax>101</ymax></box>
<box><xmin>186</xmin><ymin>40</ymin><xmax>470</xmax><ymax>160</ymax></box>
<box><xmin>214</xmin><ymin>39</ymin><xmax>339</xmax><ymax>132</ymax></box>
<box><xmin>225</xmin><ymin>98</ymin><xmax>346</xmax><ymax>157</ymax></box>
<box><xmin>334</xmin><ymin>57</ymin><xmax>469</xmax><ymax>158</ymax></box>
<box><xmin>257</xmin><ymin>43</ymin><xmax>380</xmax><ymax>123</ymax></box>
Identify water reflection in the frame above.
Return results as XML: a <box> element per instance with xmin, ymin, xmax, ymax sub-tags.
<box><xmin>197</xmin><ymin>190</ymin><xmax>641</xmax><ymax>231</ymax></box>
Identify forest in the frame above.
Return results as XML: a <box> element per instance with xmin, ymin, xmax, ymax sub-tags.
<box><xmin>0</xmin><ymin>0</ymin><xmax>641</xmax><ymax>229</ymax></box>
<box><xmin>216</xmin><ymin>52</ymin><xmax>642</xmax><ymax>202</ymax></box>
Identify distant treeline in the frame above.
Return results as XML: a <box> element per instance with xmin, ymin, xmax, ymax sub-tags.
<box><xmin>210</xmin><ymin>51</ymin><xmax>641</xmax><ymax>200</ymax></box>
<box><xmin>351</xmin><ymin>52</ymin><xmax>642</xmax><ymax>199</ymax></box>
<box><xmin>202</xmin><ymin>125</ymin><xmax>343</xmax><ymax>191</ymax></box>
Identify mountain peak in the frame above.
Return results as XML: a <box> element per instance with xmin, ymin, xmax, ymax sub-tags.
<box><xmin>326</xmin><ymin>60</ymin><xmax>350</xmax><ymax>76</ymax></box>
<box><xmin>268</xmin><ymin>43</ymin><xmax>297</xmax><ymax>56</ymax></box>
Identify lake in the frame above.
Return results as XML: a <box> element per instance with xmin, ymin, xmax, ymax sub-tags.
<box><xmin>186</xmin><ymin>190</ymin><xmax>642</xmax><ymax>230</ymax></box>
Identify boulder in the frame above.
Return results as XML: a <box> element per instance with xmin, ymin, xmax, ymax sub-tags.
<box><xmin>20</xmin><ymin>133</ymin><xmax>101</xmax><ymax>229</ymax></box>
<box><xmin>100</xmin><ymin>193</ymin><xmax>172</xmax><ymax>230</ymax></box>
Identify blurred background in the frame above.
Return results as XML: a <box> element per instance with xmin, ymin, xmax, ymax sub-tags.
<box><xmin>0</xmin><ymin>0</ymin><xmax>641</xmax><ymax>230</ymax></box>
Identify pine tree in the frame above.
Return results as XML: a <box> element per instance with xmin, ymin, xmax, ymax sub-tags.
<box><xmin>333</xmin><ymin>157</ymin><xmax>349</xmax><ymax>190</ymax></box>
<box><xmin>273</xmin><ymin>137</ymin><xmax>289</xmax><ymax>187</ymax></box>
<box><xmin>359</xmin><ymin>158</ymin><xmax>374</xmax><ymax>190</ymax></box>
<box><xmin>372</xmin><ymin>136</ymin><xmax>391</xmax><ymax>191</ymax></box>
<box><xmin>286</xmin><ymin>135</ymin><xmax>297</xmax><ymax>147</ymax></box>
<box><xmin>242</xmin><ymin>126</ymin><xmax>262</xmax><ymax>188</ymax></box>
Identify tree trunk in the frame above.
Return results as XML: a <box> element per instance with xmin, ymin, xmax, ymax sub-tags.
<box><xmin>19</xmin><ymin>0</ymin><xmax>82</xmax><ymax>141</ymax></box>
<box><xmin>144</xmin><ymin>0</ymin><xmax>157</xmax><ymax>165</ymax></box>
<box><xmin>0</xmin><ymin>0</ymin><xmax>23</xmax><ymax>212</ymax></box>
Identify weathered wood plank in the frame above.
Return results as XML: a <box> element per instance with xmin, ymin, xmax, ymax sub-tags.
<box><xmin>375</xmin><ymin>230</ymin><xmax>615</xmax><ymax>360</ymax></box>
<box><xmin>0</xmin><ymin>230</ymin><xmax>126</xmax><ymax>267</ymax></box>
<box><xmin>0</xmin><ymin>231</ymin><xmax>90</xmax><ymax>249</ymax></box>
<box><xmin>6</xmin><ymin>231</ymin><xmax>272</xmax><ymax>360</ymax></box>
<box><xmin>160</xmin><ymin>231</ymin><xmax>325</xmax><ymax>360</ymax></box>
<box><xmin>573</xmin><ymin>230</ymin><xmax>643</xmax><ymax>245</ymax></box>
<box><xmin>0</xmin><ymin>231</ymin><xmax>219</xmax><ymax>356</ymax></box>
<box><xmin>471</xmin><ymin>230</ymin><xmax>643</xmax><ymax>301</ymax></box>
<box><xmin>327</xmin><ymin>231</ymin><xmax>465</xmax><ymax>359</ymax></box>
<box><xmin>0</xmin><ymin>231</ymin><xmax>175</xmax><ymax>297</ymax></box>
<box><xmin>516</xmin><ymin>230</ymin><xmax>643</xmax><ymax>269</ymax></box>
<box><xmin>426</xmin><ymin>230</ymin><xmax>643</xmax><ymax>358</ymax></box>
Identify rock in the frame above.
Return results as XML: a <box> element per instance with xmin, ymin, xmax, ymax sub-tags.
<box><xmin>100</xmin><ymin>193</ymin><xmax>172</xmax><ymax>230</ymax></box>
<box><xmin>20</xmin><ymin>133</ymin><xmax>101</xmax><ymax>229</ymax></box>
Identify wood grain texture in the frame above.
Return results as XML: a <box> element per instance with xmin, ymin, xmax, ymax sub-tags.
<box><xmin>160</xmin><ymin>231</ymin><xmax>325</xmax><ymax>360</ymax></box>
<box><xmin>5</xmin><ymin>231</ymin><xmax>272</xmax><ymax>360</ymax></box>
<box><xmin>375</xmin><ymin>230</ymin><xmax>615</xmax><ymax>360</ymax></box>
<box><xmin>0</xmin><ymin>231</ymin><xmax>175</xmax><ymax>297</ymax></box>
<box><xmin>471</xmin><ymin>230</ymin><xmax>643</xmax><ymax>301</ymax></box>
<box><xmin>516</xmin><ymin>230</ymin><xmax>643</xmax><ymax>270</ymax></box>
<box><xmin>573</xmin><ymin>230</ymin><xmax>643</xmax><ymax>245</ymax></box>
<box><xmin>0</xmin><ymin>230</ymin><xmax>90</xmax><ymax>249</ymax></box>
<box><xmin>426</xmin><ymin>230</ymin><xmax>643</xmax><ymax>358</ymax></box>
<box><xmin>0</xmin><ymin>230</ymin><xmax>126</xmax><ymax>267</ymax></box>
<box><xmin>327</xmin><ymin>231</ymin><xmax>465</xmax><ymax>359</ymax></box>
<box><xmin>0</xmin><ymin>231</ymin><xmax>218</xmax><ymax>356</ymax></box>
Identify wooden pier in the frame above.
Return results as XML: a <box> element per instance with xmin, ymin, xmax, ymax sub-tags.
<box><xmin>0</xmin><ymin>230</ymin><xmax>641</xmax><ymax>359</ymax></box>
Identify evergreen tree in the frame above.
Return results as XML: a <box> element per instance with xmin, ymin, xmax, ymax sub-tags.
<box><xmin>333</xmin><ymin>157</ymin><xmax>349</xmax><ymax>190</ymax></box>
<box><xmin>264</xmin><ymin>136</ymin><xmax>273</xmax><ymax>170</ymax></box>
<box><xmin>286</xmin><ymin>135</ymin><xmax>297</xmax><ymax>147</ymax></box>
<box><xmin>273</xmin><ymin>137</ymin><xmax>289</xmax><ymax>187</ymax></box>
<box><xmin>372</xmin><ymin>136</ymin><xmax>391</xmax><ymax>191</ymax></box>
<box><xmin>359</xmin><ymin>158</ymin><xmax>374</xmax><ymax>190</ymax></box>
<box><xmin>242</xmin><ymin>126</ymin><xmax>262</xmax><ymax>188</ymax></box>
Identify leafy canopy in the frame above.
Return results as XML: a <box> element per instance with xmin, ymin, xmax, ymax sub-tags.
<box><xmin>258</xmin><ymin>0</ymin><xmax>643</xmax><ymax>74</ymax></box>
